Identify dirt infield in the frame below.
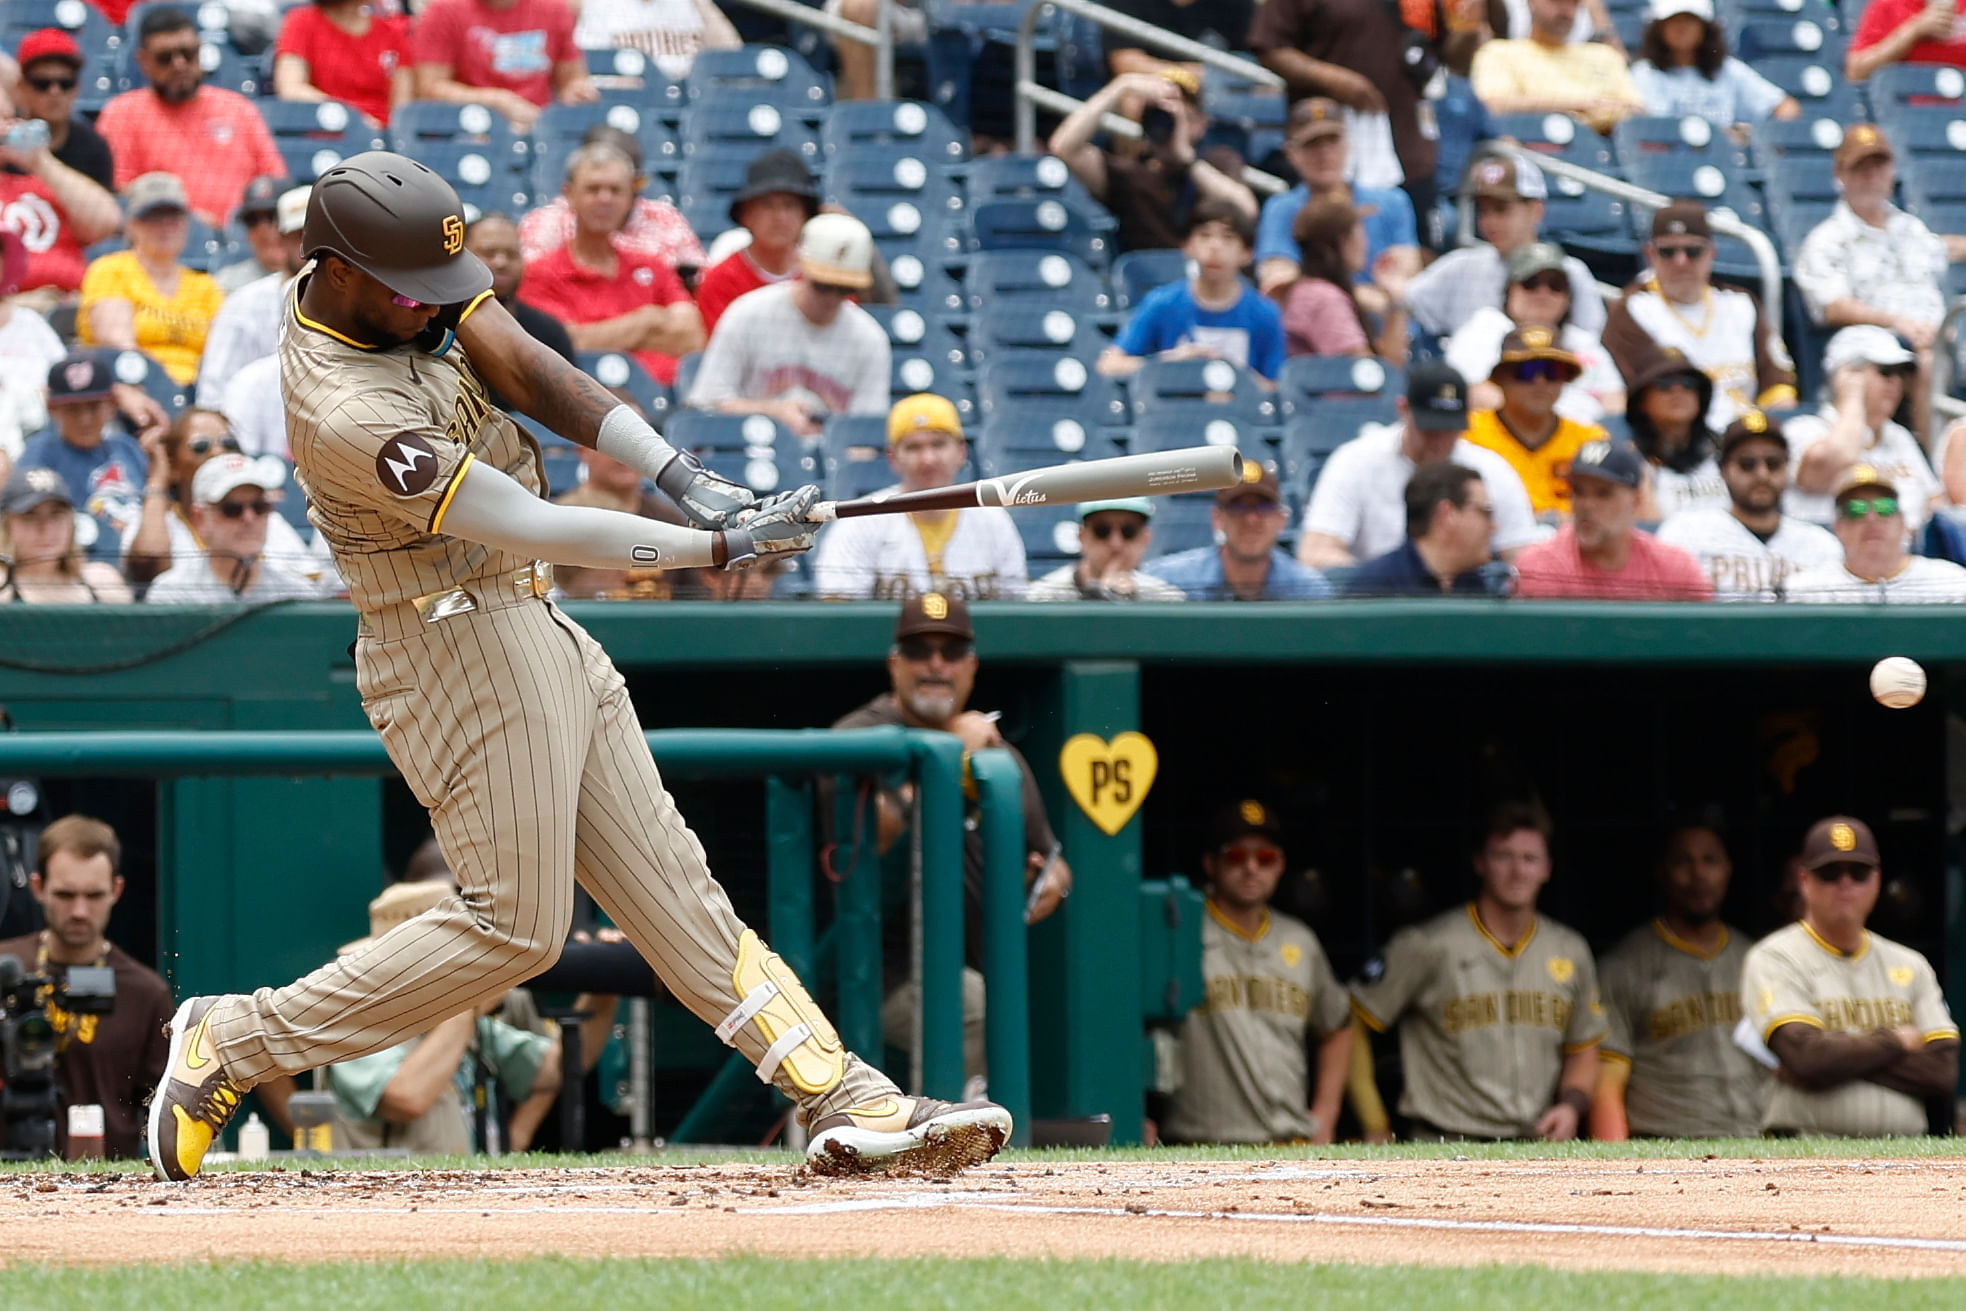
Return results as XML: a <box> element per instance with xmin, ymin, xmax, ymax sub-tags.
<box><xmin>8</xmin><ymin>1157</ymin><xmax>1966</xmax><ymax>1276</ymax></box>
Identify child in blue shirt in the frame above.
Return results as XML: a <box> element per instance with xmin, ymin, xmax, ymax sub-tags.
<box><xmin>1097</xmin><ymin>198</ymin><xmax>1286</xmax><ymax>383</ymax></box>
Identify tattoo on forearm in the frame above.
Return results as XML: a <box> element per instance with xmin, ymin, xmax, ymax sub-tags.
<box><xmin>527</xmin><ymin>349</ymin><xmax>623</xmax><ymax>450</ymax></box>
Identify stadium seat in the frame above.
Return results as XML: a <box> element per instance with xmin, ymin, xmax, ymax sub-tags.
<box><xmin>961</xmin><ymin>250</ymin><xmax>1112</xmax><ymax>315</ymax></box>
<box><xmin>1894</xmin><ymin>108</ymin><xmax>1966</xmax><ymax>209</ymax></box>
<box><xmin>580</xmin><ymin>48</ymin><xmax>686</xmax><ymax>110</ymax></box>
<box><xmin>1733</xmin><ymin>17</ymin><xmax>1838</xmax><ymax>61</ymax></box>
<box><xmin>260</xmin><ymin>100</ymin><xmax>389</xmax><ymax>183</ymax></box>
<box><xmin>531</xmin><ymin>122</ymin><xmax>683</xmax><ymax>206</ymax></box>
<box><xmin>977</xmin><ymin>352</ymin><xmax>1127</xmax><ymax>428</ymax></box>
<box><xmin>578</xmin><ymin>351</ymin><xmax>672</xmax><ymax>423</ymax></box>
<box><xmin>1538</xmin><ymin>175</ymin><xmax>1633</xmax><ymax>248</ymax></box>
<box><xmin>3</xmin><ymin>0</ymin><xmax>117</xmax><ymax>75</ymax></box>
<box><xmin>1755</xmin><ymin>55</ymin><xmax>1866</xmax><ymax>120</ymax></box>
<box><xmin>512</xmin><ymin>414</ymin><xmax>584</xmax><ymax>496</ymax></box>
<box><xmin>534</xmin><ymin>99</ymin><xmax>683</xmax><ymax>168</ymax></box>
<box><xmin>1720</xmin><ymin>0</ymin><xmax>1841</xmax><ymax>32</ymax></box>
<box><xmin>1278</xmin><ymin>355</ymin><xmax>1404</xmax><ymax>419</ymax></box>
<box><xmin>1869</xmin><ymin>63</ymin><xmax>1966</xmax><ymax>126</ymax></box>
<box><xmin>1279</xmin><ymin>399</ymin><xmax>1394</xmax><ymax>483</ymax></box>
<box><xmin>414</xmin><ymin>142</ymin><xmax>531</xmax><ymax>217</ymax></box>
<box><xmin>672</xmin><ymin>351</ymin><xmax>703</xmax><ymax>406</ymax></box>
<box><xmin>971</xmin><ymin>415</ymin><xmax>1122</xmax><ymax>475</ymax></box>
<box><xmin>677</xmin><ymin>100</ymin><xmax>822</xmax><ymax>163</ymax></box>
<box><xmin>1487</xmin><ymin>113</ymin><xmax>1618</xmax><ymax>173</ymax></box>
<box><xmin>1014</xmin><ymin>499</ymin><xmax>1090</xmax><ymax>569</ymax></box>
<box><xmin>685</xmin><ymin>46</ymin><xmax>831</xmax><ymax>110</ymax></box>
<box><xmin>864</xmin><ymin>304</ymin><xmax>969</xmax><ymax>375</ymax></box>
<box><xmin>825</xmin><ymin>154</ymin><xmax>965</xmax><ymax>227</ymax></box>
<box><xmin>885</xmin><ymin>251</ymin><xmax>966</xmax><ymax>315</ymax></box>
<box><xmin>1142</xmin><ymin>496</ymin><xmax>1219</xmax><ymax>558</ymax></box>
<box><xmin>964</xmin><ymin>154</ymin><xmax>1114</xmax><ymax>231</ymax></box>
<box><xmin>1624</xmin><ymin>156</ymin><xmax>1767</xmax><ymax>276</ymax></box>
<box><xmin>966</xmin><ymin>303</ymin><xmax>1108</xmax><ymax>367</ymax></box>
<box><xmin>821</xmin><ymin>100</ymin><xmax>968</xmax><ymax>166</ymax></box>
<box><xmin>966</xmin><ymin>198</ymin><xmax>1112</xmax><ymax>268</ymax></box>
<box><xmin>1111</xmin><ymin>249</ymin><xmax>1189</xmax><ymax>311</ymax></box>
<box><xmin>1130</xmin><ymin>410</ymin><xmax>1257</xmax><ymax>460</ymax></box>
<box><xmin>822</xmin><ymin>415</ymin><xmax>899</xmax><ymax>500</ymax></box>
<box><xmin>1750</xmin><ymin>115</ymin><xmax>1849</xmax><ymax>169</ymax></box>
<box><xmin>662</xmin><ymin>411</ymin><xmax>804</xmax><ymax>496</ymax></box>
<box><xmin>1126</xmin><ymin>358</ymin><xmax>1278</xmax><ymax>425</ymax></box>
<box><xmin>109</xmin><ymin>349</ymin><xmax>185</xmax><ymax>416</ymax></box>
<box><xmin>1613</xmin><ymin>116</ymin><xmax>1751</xmax><ymax>171</ymax></box>
<box><xmin>390</xmin><ymin>100</ymin><xmax>526</xmax><ymax>161</ymax></box>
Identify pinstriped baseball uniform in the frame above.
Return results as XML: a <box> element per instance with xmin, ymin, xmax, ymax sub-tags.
<box><xmin>1599</xmin><ymin>920</ymin><xmax>1767</xmax><ymax>1138</ymax></box>
<box><xmin>1351</xmin><ymin>904</ymin><xmax>1607</xmax><ymax>1139</ymax></box>
<box><xmin>204</xmin><ymin>267</ymin><xmax>900</xmax><ymax>1118</ymax></box>
<box><xmin>1742</xmin><ymin>922</ymin><xmax>1959</xmax><ymax>1136</ymax></box>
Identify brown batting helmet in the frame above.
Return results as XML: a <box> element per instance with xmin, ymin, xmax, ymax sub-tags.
<box><xmin>302</xmin><ymin>151</ymin><xmax>491</xmax><ymax>307</ymax></box>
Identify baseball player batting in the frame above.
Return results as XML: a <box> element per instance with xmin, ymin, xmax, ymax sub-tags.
<box><xmin>147</xmin><ymin>152</ymin><xmax>1009</xmax><ymax>1180</ymax></box>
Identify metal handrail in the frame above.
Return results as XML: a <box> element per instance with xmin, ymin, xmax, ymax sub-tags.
<box><xmin>1012</xmin><ymin>0</ymin><xmax>1288</xmax><ymax>196</ymax></box>
<box><xmin>1463</xmin><ymin>142</ymin><xmax>1785</xmax><ymax>328</ymax></box>
<box><xmin>723</xmin><ymin>0</ymin><xmax>896</xmax><ymax>101</ymax></box>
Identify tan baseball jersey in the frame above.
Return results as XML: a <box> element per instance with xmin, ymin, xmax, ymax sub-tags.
<box><xmin>278</xmin><ymin>271</ymin><xmax>542</xmax><ymax>612</ymax></box>
<box><xmin>1352</xmin><ymin>904</ymin><xmax>1607</xmax><ymax>1139</ymax></box>
<box><xmin>1743</xmin><ymin>921</ymin><xmax>1959</xmax><ymax>1136</ymax></box>
<box><xmin>1162</xmin><ymin>902</ymin><xmax>1352</xmax><ymax>1144</ymax></box>
<box><xmin>204</xmin><ymin>270</ymin><xmax>903</xmax><ymax>1128</ymax></box>
<box><xmin>1599</xmin><ymin>920</ymin><xmax>1767</xmax><ymax>1138</ymax></box>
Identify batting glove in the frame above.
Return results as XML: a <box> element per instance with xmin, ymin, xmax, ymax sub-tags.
<box><xmin>718</xmin><ymin>485</ymin><xmax>822</xmax><ymax>570</ymax></box>
<box><xmin>656</xmin><ymin>449</ymin><xmax>756</xmax><ymax>530</ymax></box>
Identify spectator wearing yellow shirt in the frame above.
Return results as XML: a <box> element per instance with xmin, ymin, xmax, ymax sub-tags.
<box><xmin>79</xmin><ymin>173</ymin><xmax>224</xmax><ymax>387</ymax></box>
<box><xmin>1464</xmin><ymin>327</ymin><xmax>1609</xmax><ymax>516</ymax></box>
<box><xmin>1471</xmin><ymin>0</ymin><xmax>1646</xmax><ymax>133</ymax></box>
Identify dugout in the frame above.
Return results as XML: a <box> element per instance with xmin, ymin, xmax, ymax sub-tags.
<box><xmin>1</xmin><ymin>599</ymin><xmax>1960</xmax><ymax>1145</ymax></box>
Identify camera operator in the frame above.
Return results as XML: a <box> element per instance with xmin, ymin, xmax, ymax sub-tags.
<box><xmin>0</xmin><ymin>815</ymin><xmax>173</xmax><ymax>1158</ymax></box>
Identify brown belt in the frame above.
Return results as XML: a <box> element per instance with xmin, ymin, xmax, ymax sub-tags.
<box><xmin>359</xmin><ymin>562</ymin><xmax>553</xmax><ymax>640</ymax></box>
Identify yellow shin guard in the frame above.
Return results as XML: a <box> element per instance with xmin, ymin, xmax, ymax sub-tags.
<box><xmin>714</xmin><ymin>929</ymin><xmax>846</xmax><ymax>1096</ymax></box>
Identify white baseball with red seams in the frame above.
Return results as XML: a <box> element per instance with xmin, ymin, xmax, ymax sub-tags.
<box><xmin>1870</xmin><ymin>657</ymin><xmax>1927</xmax><ymax>709</ymax></box>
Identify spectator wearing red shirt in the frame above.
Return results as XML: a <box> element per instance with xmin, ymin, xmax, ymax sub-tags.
<box><xmin>516</xmin><ymin>123</ymin><xmax>703</xmax><ymax>274</ymax></box>
<box><xmin>95</xmin><ymin>8</ymin><xmax>285</xmax><ymax>227</ymax></box>
<box><xmin>1515</xmin><ymin>441</ymin><xmax>1715</xmax><ymax>600</ymax></box>
<box><xmin>0</xmin><ymin>72</ymin><xmax>122</xmax><ymax>301</ymax></box>
<box><xmin>1849</xmin><ymin>0</ymin><xmax>1966</xmax><ymax>81</ymax></box>
<box><xmin>85</xmin><ymin>0</ymin><xmax>138</xmax><ymax>23</ymax></box>
<box><xmin>413</xmin><ymin>0</ymin><xmax>598</xmax><ymax>131</ymax></box>
<box><xmin>695</xmin><ymin>149</ymin><xmax>819</xmax><ymax>335</ymax></box>
<box><xmin>520</xmin><ymin>143</ymin><xmax>703</xmax><ymax>383</ymax></box>
<box><xmin>273</xmin><ymin>0</ymin><xmax>415</xmax><ymax>128</ymax></box>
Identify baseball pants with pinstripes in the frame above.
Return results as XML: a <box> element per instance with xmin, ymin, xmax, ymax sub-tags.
<box><xmin>205</xmin><ymin>589</ymin><xmax>900</xmax><ymax>1119</ymax></box>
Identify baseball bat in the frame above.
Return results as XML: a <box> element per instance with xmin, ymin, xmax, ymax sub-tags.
<box><xmin>806</xmin><ymin>445</ymin><xmax>1245</xmax><ymax>522</ymax></box>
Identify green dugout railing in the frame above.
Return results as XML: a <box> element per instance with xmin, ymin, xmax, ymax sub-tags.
<box><xmin>0</xmin><ymin>727</ymin><xmax>1030</xmax><ymax>1143</ymax></box>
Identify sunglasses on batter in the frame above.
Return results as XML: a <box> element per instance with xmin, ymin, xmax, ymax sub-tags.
<box><xmin>898</xmin><ymin>635</ymin><xmax>972</xmax><ymax>663</ymax></box>
<box><xmin>1840</xmin><ymin>496</ymin><xmax>1899</xmax><ymax>520</ymax></box>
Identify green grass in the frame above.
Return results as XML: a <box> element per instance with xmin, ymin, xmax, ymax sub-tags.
<box><xmin>8</xmin><ymin>1135</ymin><xmax>1966</xmax><ymax>1175</ymax></box>
<box><xmin>6</xmin><ymin>1257</ymin><xmax>1965</xmax><ymax>1311</ymax></box>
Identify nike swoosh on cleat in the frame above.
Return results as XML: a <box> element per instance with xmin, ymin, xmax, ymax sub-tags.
<box><xmin>182</xmin><ymin>1013</ymin><xmax>212</xmax><ymax>1071</ymax></box>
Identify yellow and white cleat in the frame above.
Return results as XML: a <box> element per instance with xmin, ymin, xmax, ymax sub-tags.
<box><xmin>146</xmin><ymin>997</ymin><xmax>246</xmax><ymax>1181</ymax></box>
<box><xmin>805</xmin><ymin>1096</ymin><xmax>1011</xmax><ymax>1175</ymax></box>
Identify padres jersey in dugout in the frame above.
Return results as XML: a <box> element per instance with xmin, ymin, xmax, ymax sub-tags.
<box><xmin>1743</xmin><ymin>921</ymin><xmax>1958</xmax><ymax>1136</ymax></box>
<box><xmin>1599</xmin><ymin>920</ymin><xmax>1767</xmax><ymax>1138</ymax></box>
<box><xmin>1352</xmin><ymin>903</ymin><xmax>1607</xmax><ymax>1138</ymax></box>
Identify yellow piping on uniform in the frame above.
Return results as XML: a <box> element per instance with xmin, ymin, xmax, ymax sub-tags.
<box><xmin>1598</xmin><ymin>1049</ymin><xmax>1633</xmax><ymax>1071</ymax></box>
<box><xmin>1205</xmin><ymin>898</ymin><xmax>1269</xmax><ymax>943</ymax></box>
<box><xmin>1349</xmin><ymin>996</ymin><xmax>1387</xmax><ymax>1033</ymax></box>
<box><xmin>1467</xmin><ymin>902</ymin><xmax>1537</xmax><ymax>958</ymax></box>
<box><xmin>1799</xmin><ymin>920</ymin><xmax>1868</xmax><ymax>960</ymax></box>
<box><xmin>1560</xmin><ymin>1038</ymin><xmax>1601</xmax><ymax>1054</ymax></box>
<box><xmin>1652</xmin><ymin>918</ymin><xmax>1729</xmax><ymax>960</ymax></box>
<box><xmin>428</xmin><ymin>453</ymin><xmax>475</xmax><ymax>534</ymax></box>
<box><xmin>1924</xmin><ymin>1027</ymin><xmax>1962</xmax><ymax>1043</ymax></box>
<box><xmin>292</xmin><ymin>299</ymin><xmax>380</xmax><ymax>351</ymax></box>
<box><xmin>456</xmin><ymin>289</ymin><xmax>496</xmax><ymax>327</ymax></box>
<box><xmin>1761</xmin><ymin>1012</ymin><xmax>1824</xmax><ymax>1042</ymax></box>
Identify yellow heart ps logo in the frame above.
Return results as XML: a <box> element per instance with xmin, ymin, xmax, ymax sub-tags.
<box><xmin>1059</xmin><ymin>732</ymin><xmax>1158</xmax><ymax>836</ymax></box>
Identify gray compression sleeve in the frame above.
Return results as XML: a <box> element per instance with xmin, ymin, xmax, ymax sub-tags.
<box><xmin>438</xmin><ymin>457</ymin><xmax>721</xmax><ymax>570</ymax></box>
<box><xmin>595</xmin><ymin>403</ymin><xmax>681</xmax><ymax>482</ymax></box>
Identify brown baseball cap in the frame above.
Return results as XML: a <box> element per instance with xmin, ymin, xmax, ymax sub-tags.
<box><xmin>1831</xmin><ymin>462</ymin><xmax>1900</xmax><ymax>502</ymax></box>
<box><xmin>1494</xmin><ymin>325</ymin><xmax>1581</xmax><ymax>378</ymax></box>
<box><xmin>894</xmin><ymin>590</ymin><xmax>973</xmax><ymax>640</ymax></box>
<box><xmin>1798</xmin><ymin>815</ymin><xmax>1880</xmax><ymax>871</ymax></box>
<box><xmin>1217</xmin><ymin>460</ymin><xmax>1281</xmax><ymax>507</ymax></box>
<box><xmin>1718</xmin><ymin>408</ymin><xmax>1788</xmax><ymax>459</ymax></box>
<box><xmin>1651</xmin><ymin>200</ymin><xmax>1711</xmax><ymax>241</ymax></box>
<box><xmin>1467</xmin><ymin>154</ymin><xmax>1547</xmax><ymax>201</ymax></box>
<box><xmin>1286</xmin><ymin>98</ymin><xmax>1346</xmax><ymax>144</ymax></box>
<box><xmin>1210</xmin><ymin>798</ymin><xmax>1283</xmax><ymax>850</ymax></box>
<box><xmin>1835</xmin><ymin>122</ymin><xmax>1893</xmax><ymax>170</ymax></box>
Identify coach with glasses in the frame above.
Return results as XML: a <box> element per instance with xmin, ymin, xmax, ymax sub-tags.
<box><xmin>1741</xmin><ymin>816</ymin><xmax>1959</xmax><ymax>1137</ymax></box>
<box><xmin>144</xmin><ymin>452</ymin><xmax>327</xmax><ymax>602</ymax></box>
<box><xmin>1027</xmin><ymin>498</ymin><xmax>1183</xmax><ymax>602</ymax></box>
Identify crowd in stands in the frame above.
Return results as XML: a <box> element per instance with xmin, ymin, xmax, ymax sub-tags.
<box><xmin>3</xmin><ymin>0</ymin><xmax>1966</xmax><ymax>604</ymax></box>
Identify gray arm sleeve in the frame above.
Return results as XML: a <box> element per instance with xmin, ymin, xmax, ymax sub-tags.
<box><xmin>439</xmin><ymin>457</ymin><xmax>721</xmax><ymax>571</ymax></box>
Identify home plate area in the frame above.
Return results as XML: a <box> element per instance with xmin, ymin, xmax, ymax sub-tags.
<box><xmin>8</xmin><ymin>1158</ymin><xmax>1966</xmax><ymax>1277</ymax></box>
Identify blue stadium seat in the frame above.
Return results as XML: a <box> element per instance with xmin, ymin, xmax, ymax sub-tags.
<box><xmin>1734</xmin><ymin>17</ymin><xmax>1839</xmax><ymax>60</ymax></box>
<box><xmin>1143</xmin><ymin>496</ymin><xmax>1219</xmax><ymax>559</ymax></box>
<box><xmin>534</xmin><ymin>99</ymin><xmax>682</xmax><ymax>167</ymax></box>
<box><xmin>175</xmin><ymin>215</ymin><xmax>230</xmax><ymax>273</ymax></box>
<box><xmin>514</xmin><ymin>413</ymin><xmax>584</xmax><ymax>497</ymax></box>
<box><xmin>672</xmin><ymin>351</ymin><xmax>703</xmax><ymax>407</ymax></box>
<box><xmin>109</xmin><ymin>348</ymin><xmax>185</xmax><ymax>416</ymax></box>
<box><xmin>1868</xmin><ymin>63</ymin><xmax>1966</xmax><ymax>126</ymax></box>
<box><xmin>1130</xmin><ymin>410</ymin><xmax>1256</xmax><ymax>459</ymax></box>
<box><xmin>821</xmin><ymin>100</ymin><xmax>968</xmax><ymax>166</ymax></box>
<box><xmin>415</xmin><ymin>142</ymin><xmax>530</xmax><ymax>217</ymax></box>
<box><xmin>685</xmin><ymin>46</ymin><xmax>831</xmax><ymax>110</ymax></box>
<box><xmin>662</xmin><ymin>410</ymin><xmax>802</xmax><ymax>497</ymax></box>
<box><xmin>1487</xmin><ymin>113</ymin><xmax>1618</xmax><ymax>173</ymax></box>
<box><xmin>1750</xmin><ymin>114</ymin><xmax>1851</xmax><ymax>168</ymax></box>
<box><xmin>1278</xmin><ymin>354</ymin><xmax>1405</xmax><ymax>420</ymax></box>
<box><xmin>1624</xmin><ymin>156</ymin><xmax>1767</xmax><ymax>274</ymax></box>
<box><xmin>966</xmin><ymin>198</ymin><xmax>1112</xmax><ymax>268</ymax></box>
<box><xmin>1279</xmin><ymin>400</ymin><xmax>1393</xmax><ymax>483</ymax></box>
<box><xmin>964</xmin><ymin>154</ymin><xmax>1113</xmax><ymax>230</ymax></box>
<box><xmin>864</xmin><ymin>304</ymin><xmax>969</xmax><ymax>382</ymax></box>
<box><xmin>961</xmin><ymin>249</ymin><xmax>1112</xmax><ymax>315</ymax></box>
<box><xmin>1720</xmin><ymin>0</ymin><xmax>1841</xmax><ymax>33</ymax></box>
<box><xmin>3</xmin><ymin>0</ymin><xmax>117</xmax><ymax>75</ymax></box>
<box><xmin>271</xmin><ymin>461</ymin><xmax>312</xmax><ymax>539</ymax></box>
<box><xmin>972</xmin><ymin>415</ymin><xmax>1122</xmax><ymax>475</ymax></box>
<box><xmin>1111</xmin><ymin>249</ymin><xmax>1189</xmax><ymax>311</ymax></box>
<box><xmin>1014</xmin><ymin>499</ymin><xmax>1090</xmax><ymax>569</ymax></box>
<box><xmin>677</xmin><ymin>99</ymin><xmax>821</xmax><ymax>163</ymax></box>
<box><xmin>1613</xmin><ymin>116</ymin><xmax>1751</xmax><ymax>170</ymax></box>
<box><xmin>577</xmin><ymin>351</ymin><xmax>672</xmax><ymax>423</ymax></box>
<box><xmin>1538</xmin><ymin>176</ymin><xmax>1633</xmax><ymax>246</ymax></box>
<box><xmin>579</xmin><ymin>48</ymin><xmax>686</xmax><ymax>110</ymax></box>
<box><xmin>259</xmin><ymin>100</ymin><xmax>388</xmax><ymax>184</ymax></box>
<box><xmin>390</xmin><ymin>100</ymin><xmax>528</xmax><ymax>175</ymax></box>
<box><xmin>1755</xmin><ymin>55</ymin><xmax>1866</xmax><ymax>120</ymax></box>
<box><xmin>967</xmin><ymin>302</ymin><xmax>1108</xmax><ymax>367</ymax></box>
<box><xmin>822</xmin><ymin>416</ymin><xmax>899</xmax><ymax>500</ymax></box>
<box><xmin>1127</xmin><ymin>358</ymin><xmax>1278</xmax><ymax>425</ymax></box>
<box><xmin>825</xmin><ymin>154</ymin><xmax>965</xmax><ymax>226</ymax></box>
<box><xmin>531</xmin><ymin>122</ymin><xmax>682</xmax><ymax>205</ymax></box>
<box><xmin>977</xmin><ymin>352</ymin><xmax>1127</xmax><ymax>428</ymax></box>
<box><xmin>885</xmin><ymin>251</ymin><xmax>966</xmax><ymax>316</ymax></box>
<box><xmin>856</xmin><ymin>202</ymin><xmax>966</xmax><ymax>302</ymax></box>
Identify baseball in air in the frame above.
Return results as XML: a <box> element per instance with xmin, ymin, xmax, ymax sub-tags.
<box><xmin>1870</xmin><ymin>657</ymin><xmax>1927</xmax><ymax>709</ymax></box>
